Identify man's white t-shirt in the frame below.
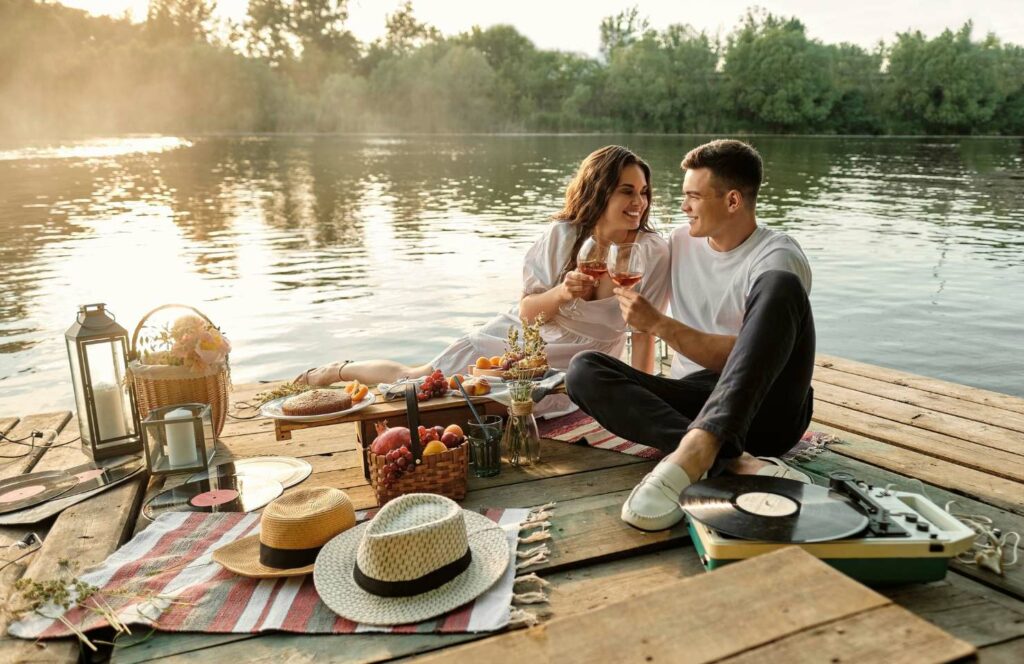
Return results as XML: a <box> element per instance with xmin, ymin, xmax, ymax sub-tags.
<box><xmin>668</xmin><ymin>223</ymin><xmax>812</xmax><ymax>378</ymax></box>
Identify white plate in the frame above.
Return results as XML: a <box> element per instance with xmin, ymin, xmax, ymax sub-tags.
<box><xmin>260</xmin><ymin>392</ymin><xmax>376</xmax><ymax>422</ymax></box>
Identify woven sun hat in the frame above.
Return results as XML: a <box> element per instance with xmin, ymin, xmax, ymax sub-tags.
<box><xmin>213</xmin><ymin>486</ymin><xmax>356</xmax><ymax>578</ymax></box>
<box><xmin>313</xmin><ymin>493</ymin><xmax>510</xmax><ymax>626</ymax></box>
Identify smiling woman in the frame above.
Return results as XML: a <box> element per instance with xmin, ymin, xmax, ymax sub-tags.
<box><xmin>297</xmin><ymin>145</ymin><xmax>671</xmax><ymax>415</ymax></box>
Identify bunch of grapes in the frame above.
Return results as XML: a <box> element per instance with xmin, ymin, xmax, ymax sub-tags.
<box><xmin>380</xmin><ymin>445</ymin><xmax>415</xmax><ymax>487</ymax></box>
<box><xmin>417</xmin><ymin>369</ymin><xmax>449</xmax><ymax>401</ymax></box>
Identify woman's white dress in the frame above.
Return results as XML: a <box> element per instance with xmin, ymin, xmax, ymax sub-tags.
<box><xmin>430</xmin><ymin>221</ymin><xmax>670</xmax><ymax>416</ymax></box>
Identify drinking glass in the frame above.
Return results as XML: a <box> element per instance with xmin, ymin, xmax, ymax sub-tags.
<box><xmin>467</xmin><ymin>415</ymin><xmax>503</xmax><ymax>477</ymax></box>
<box><xmin>608</xmin><ymin>242</ymin><xmax>644</xmax><ymax>332</ymax></box>
<box><xmin>560</xmin><ymin>236</ymin><xmax>608</xmax><ymax>319</ymax></box>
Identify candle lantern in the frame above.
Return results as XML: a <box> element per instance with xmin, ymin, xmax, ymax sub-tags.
<box><xmin>65</xmin><ymin>303</ymin><xmax>142</xmax><ymax>460</ymax></box>
<box><xmin>140</xmin><ymin>403</ymin><xmax>216</xmax><ymax>476</ymax></box>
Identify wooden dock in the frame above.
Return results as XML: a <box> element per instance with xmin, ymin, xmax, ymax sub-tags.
<box><xmin>2</xmin><ymin>354</ymin><xmax>1023</xmax><ymax>662</ymax></box>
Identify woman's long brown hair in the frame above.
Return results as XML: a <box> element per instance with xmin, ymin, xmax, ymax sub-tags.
<box><xmin>553</xmin><ymin>145</ymin><xmax>654</xmax><ymax>281</ymax></box>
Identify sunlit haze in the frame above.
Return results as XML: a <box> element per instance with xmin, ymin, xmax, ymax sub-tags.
<box><xmin>56</xmin><ymin>0</ymin><xmax>1024</xmax><ymax>53</ymax></box>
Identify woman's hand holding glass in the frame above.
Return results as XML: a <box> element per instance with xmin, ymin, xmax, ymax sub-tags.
<box><xmin>560</xmin><ymin>236</ymin><xmax>608</xmax><ymax>319</ymax></box>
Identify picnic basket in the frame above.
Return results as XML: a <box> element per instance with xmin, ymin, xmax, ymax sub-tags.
<box><xmin>367</xmin><ymin>384</ymin><xmax>469</xmax><ymax>505</ymax></box>
<box><xmin>128</xmin><ymin>304</ymin><xmax>231</xmax><ymax>438</ymax></box>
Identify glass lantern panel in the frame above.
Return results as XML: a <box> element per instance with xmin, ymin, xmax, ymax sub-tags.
<box><xmin>66</xmin><ymin>337</ymin><xmax>92</xmax><ymax>446</ymax></box>
<box><xmin>83</xmin><ymin>339</ymin><xmax>134</xmax><ymax>442</ymax></box>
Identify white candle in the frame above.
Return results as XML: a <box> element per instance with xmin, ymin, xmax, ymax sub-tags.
<box><xmin>93</xmin><ymin>382</ymin><xmax>128</xmax><ymax>441</ymax></box>
<box><xmin>165</xmin><ymin>408</ymin><xmax>198</xmax><ymax>467</ymax></box>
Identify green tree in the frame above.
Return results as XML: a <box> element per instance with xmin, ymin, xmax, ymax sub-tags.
<box><xmin>245</xmin><ymin>0</ymin><xmax>357</xmax><ymax>63</ymax></box>
<box><xmin>823</xmin><ymin>42</ymin><xmax>884</xmax><ymax>133</ymax></box>
<box><xmin>145</xmin><ymin>0</ymin><xmax>216</xmax><ymax>42</ymax></box>
<box><xmin>885</xmin><ymin>23</ymin><xmax>1012</xmax><ymax>134</ymax></box>
<box><xmin>722</xmin><ymin>10</ymin><xmax>836</xmax><ymax>131</ymax></box>
<box><xmin>599</xmin><ymin>6</ymin><xmax>650</xmax><ymax>59</ymax></box>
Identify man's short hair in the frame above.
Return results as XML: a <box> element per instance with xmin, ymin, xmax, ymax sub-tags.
<box><xmin>681</xmin><ymin>140</ymin><xmax>763</xmax><ymax>204</ymax></box>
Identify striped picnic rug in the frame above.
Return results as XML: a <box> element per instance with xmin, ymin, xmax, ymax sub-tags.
<box><xmin>9</xmin><ymin>507</ymin><xmax>529</xmax><ymax>638</ymax></box>
<box><xmin>537</xmin><ymin>411</ymin><xmax>833</xmax><ymax>462</ymax></box>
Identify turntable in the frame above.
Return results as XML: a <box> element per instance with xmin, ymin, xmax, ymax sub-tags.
<box><xmin>680</xmin><ymin>471</ymin><xmax>975</xmax><ymax>585</ymax></box>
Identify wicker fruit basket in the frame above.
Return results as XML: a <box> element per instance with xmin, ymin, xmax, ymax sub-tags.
<box><xmin>367</xmin><ymin>384</ymin><xmax>468</xmax><ymax>505</ymax></box>
<box><xmin>128</xmin><ymin>304</ymin><xmax>231</xmax><ymax>438</ymax></box>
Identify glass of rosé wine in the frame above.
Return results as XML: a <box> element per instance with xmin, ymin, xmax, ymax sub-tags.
<box><xmin>607</xmin><ymin>242</ymin><xmax>644</xmax><ymax>332</ymax></box>
<box><xmin>560</xmin><ymin>236</ymin><xmax>609</xmax><ymax>319</ymax></box>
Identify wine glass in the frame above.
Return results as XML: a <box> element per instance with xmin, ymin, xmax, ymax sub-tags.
<box><xmin>607</xmin><ymin>242</ymin><xmax>644</xmax><ymax>332</ymax></box>
<box><xmin>560</xmin><ymin>236</ymin><xmax>608</xmax><ymax>319</ymax></box>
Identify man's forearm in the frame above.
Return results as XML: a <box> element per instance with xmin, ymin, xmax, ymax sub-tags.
<box><xmin>650</xmin><ymin>315</ymin><xmax>736</xmax><ymax>373</ymax></box>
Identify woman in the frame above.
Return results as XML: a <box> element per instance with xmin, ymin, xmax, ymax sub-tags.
<box><xmin>297</xmin><ymin>145</ymin><xmax>670</xmax><ymax>394</ymax></box>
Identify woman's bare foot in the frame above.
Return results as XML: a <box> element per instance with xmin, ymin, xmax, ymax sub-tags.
<box><xmin>294</xmin><ymin>361</ymin><xmax>348</xmax><ymax>387</ymax></box>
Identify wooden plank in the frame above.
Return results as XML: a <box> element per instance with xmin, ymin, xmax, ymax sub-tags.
<box><xmin>883</xmin><ymin>574</ymin><xmax>1024</xmax><ymax>648</ymax></box>
<box><xmin>979</xmin><ymin>637</ymin><xmax>1024</xmax><ymax>663</ymax></box>
<box><xmin>815</xmin><ymin>365</ymin><xmax>1024</xmax><ymax>434</ymax></box>
<box><xmin>0</xmin><ymin>417</ymin><xmax>18</xmax><ymax>435</ymax></box>
<box><xmin>817</xmin><ymin>354</ymin><xmax>1024</xmax><ymax>416</ymax></box>
<box><xmin>813</xmin><ymin>400</ymin><xmax>1024</xmax><ymax>482</ymax></box>
<box><xmin>411</xmin><ymin>548</ymin><xmax>895</xmax><ymax>663</ymax></box>
<box><xmin>808</xmin><ymin>419</ymin><xmax>1024</xmax><ymax>514</ymax></box>
<box><xmin>112</xmin><ymin>549</ymin><xmax>704</xmax><ymax>664</ymax></box>
<box><xmin>3</xmin><ymin>476</ymin><xmax>147</xmax><ymax>663</ymax></box>
<box><xmin>813</xmin><ymin>381</ymin><xmax>1024</xmax><ymax>456</ymax></box>
<box><xmin>721</xmin><ymin>604</ymin><xmax>974</xmax><ymax>664</ymax></box>
<box><xmin>0</xmin><ymin>411</ymin><xmax>72</xmax><ymax>479</ymax></box>
<box><xmin>795</xmin><ymin>431</ymin><xmax>1024</xmax><ymax>600</ymax></box>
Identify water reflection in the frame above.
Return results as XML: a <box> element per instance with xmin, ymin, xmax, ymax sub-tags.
<box><xmin>1</xmin><ymin>134</ymin><xmax>1022</xmax><ymax>415</ymax></box>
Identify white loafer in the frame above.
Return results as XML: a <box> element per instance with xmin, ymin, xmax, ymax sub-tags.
<box><xmin>756</xmin><ymin>456</ymin><xmax>812</xmax><ymax>484</ymax></box>
<box><xmin>621</xmin><ymin>462</ymin><xmax>691</xmax><ymax>531</ymax></box>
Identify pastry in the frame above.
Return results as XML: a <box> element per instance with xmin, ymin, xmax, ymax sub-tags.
<box><xmin>282</xmin><ymin>389</ymin><xmax>352</xmax><ymax>416</ymax></box>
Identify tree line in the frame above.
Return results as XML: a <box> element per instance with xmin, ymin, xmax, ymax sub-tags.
<box><xmin>2</xmin><ymin>0</ymin><xmax>1023</xmax><ymax>140</ymax></box>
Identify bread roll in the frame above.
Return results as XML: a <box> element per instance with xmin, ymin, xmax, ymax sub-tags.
<box><xmin>282</xmin><ymin>389</ymin><xmax>352</xmax><ymax>416</ymax></box>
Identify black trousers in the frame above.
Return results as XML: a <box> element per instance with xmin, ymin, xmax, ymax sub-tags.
<box><xmin>566</xmin><ymin>270</ymin><xmax>816</xmax><ymax>474</ymax></box>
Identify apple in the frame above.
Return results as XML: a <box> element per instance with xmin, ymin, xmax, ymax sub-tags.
<box><xmin>441</xmin><ymin>431</ymin><xmax>460</xmax><ymax>448</ymax></box>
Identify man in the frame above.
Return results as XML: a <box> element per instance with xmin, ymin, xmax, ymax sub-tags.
<box><xmin>566</xmin><ymin>139</ymin><xmax>816</xmax><ymax>531</ymax></box>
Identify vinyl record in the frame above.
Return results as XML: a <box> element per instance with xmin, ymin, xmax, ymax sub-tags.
<box><xmin>0</xmin><ymin>473</ymin><xmax>78</xmax><ymax>514</ymax></box>
<box><xmin>143</xmin><ymin>473</ymin><xmax>283</xmax><ymax>521</ymax></box>
<box><xmin>61</xmin><ymin>457</ymin><xmax>146</xmax><ymax>499</ymax></box>
<box><xmin>187</xmin><ymin>456</ymin><xmax>311</xmax><ymax>490</ymax></box>
<box><xmin>680</xmin><ymin>476</ymin><xmax>870</xmax><ymax>543</ymax></box>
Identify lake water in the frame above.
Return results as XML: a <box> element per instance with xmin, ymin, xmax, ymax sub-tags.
<box><xmin>1</xmin><ymin>134</ymin><xmax>1022</xmax><ymax>416</ymax></box>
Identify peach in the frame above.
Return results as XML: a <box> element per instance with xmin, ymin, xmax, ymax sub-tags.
<box><xmin>444</xmin><ymin>424</ymin><xmax>464</xmax><ymax>438</ymax></box>
<box><xmin>489</xmin><ymin>355</ymin><xmax>501</xmax><ymax>367</ymax></box>
<box><xmin>475</xmin><ymin>357</ymin><xmax>491</xmax><ymax>369</ymax></box>
<box><xmin>448</xmin><ymin>373</ymin><xmax>465</xmax><ymax>389</ymax></box>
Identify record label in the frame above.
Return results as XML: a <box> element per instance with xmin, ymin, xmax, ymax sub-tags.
<box><xmin>191</xmin><ymin>489</ymin><xmax>240</xmax><ymax>507</ymax></box>
<box><xmin>0</xmin><ymin>485</ymin><xmax>47</xmax><ymax>503</ymax></box>
<box><xmin>680</xmin><ymin>476</ymin><xmax>870</xmax><ymax>543</ymax></box>
<box><xmin>0</xmin><ymin>474</ymin><xmax>78</xmax><ymax>514</ymax></box>
<box><xmin>143</xmin><ymin>473</ymin><xmax>282</xmax><ymax>521</ymax></box>
<box><xmin>735</xmin><ymin>492</ymin><xmax>798</xmax><ymax>517</ymax></box>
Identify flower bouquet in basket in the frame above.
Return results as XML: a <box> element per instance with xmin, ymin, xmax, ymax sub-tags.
<box><xmin>128</xmin><ymin>304</ymin><xmax>232</xmax><ymax>437</ymax></box>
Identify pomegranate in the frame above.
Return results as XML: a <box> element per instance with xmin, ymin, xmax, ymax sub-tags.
<box><xmin>370</xmin><ymin>420</ymin><xmax>412</xmax><ymax>455</ymax></box>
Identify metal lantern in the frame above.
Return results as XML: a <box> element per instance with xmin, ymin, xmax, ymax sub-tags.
<box><xmin>65</xmin><ymin>303</ymin><xmax>142</xmax><ymax>460</ymax></box>
<box><xmin>140</xmin><ymin>403</ymin><xmax>216</xmax><ymax>476</ymax></box>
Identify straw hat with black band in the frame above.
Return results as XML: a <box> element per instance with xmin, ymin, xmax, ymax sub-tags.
<box><xmin>314</xmin><ymin>493</ymin><xmax>509</xmax><ymax>626</ymax></box>
<box><xmin>214</xmin><ymin>486</ymin><xmax>356</xmax><ymax>578</ymax></box>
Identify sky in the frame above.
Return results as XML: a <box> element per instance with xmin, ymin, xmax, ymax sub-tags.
<box><xmin>57</xmin><ymin>0</ymin><xmax>1024</xmax><ymax>54</ymax></box>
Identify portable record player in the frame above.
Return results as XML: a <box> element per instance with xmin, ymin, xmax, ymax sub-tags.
<box><xmin>680</xmin><ymin>471</ymin><xmax>975</xmax><ymax>585</ymax></box>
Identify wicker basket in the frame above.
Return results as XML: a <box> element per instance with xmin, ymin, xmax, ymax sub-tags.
<box><xmin>128</xmin><ymin>304</ymin><xmax>231</xmax><ymax>438</ymax></box>
<box><xmin>367</xmin><ymin>384</ymin><xmax>468</xmax><ymax>505</ymax></box>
